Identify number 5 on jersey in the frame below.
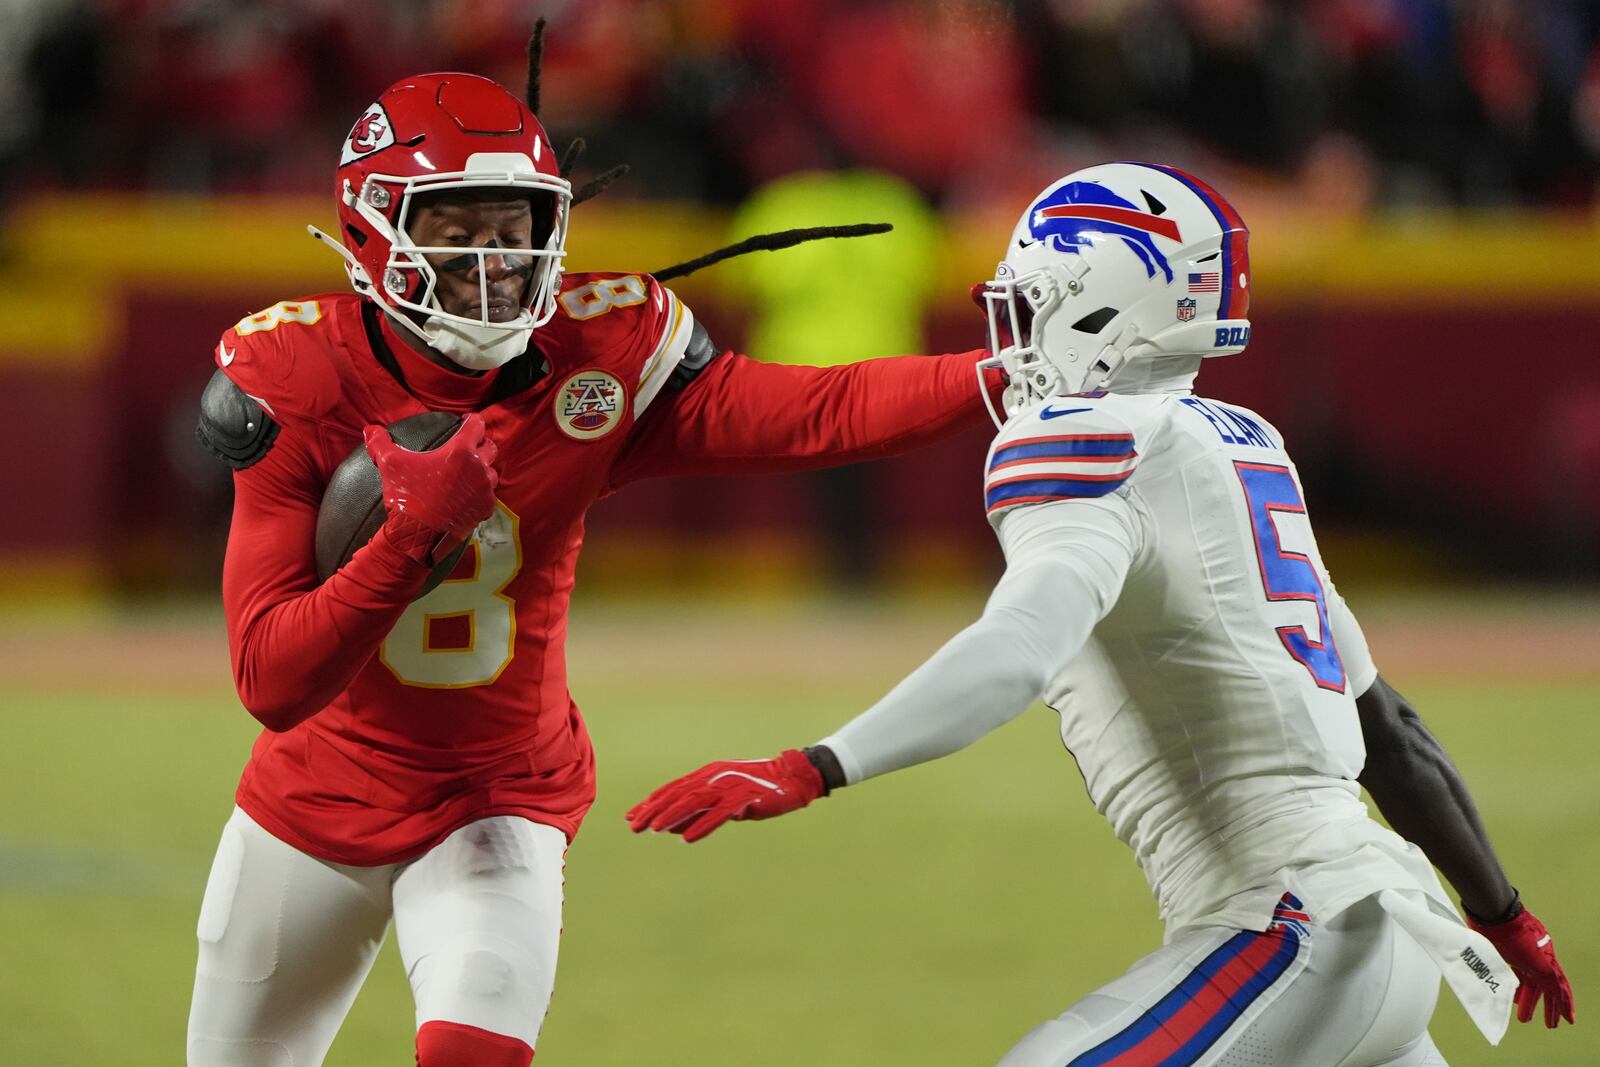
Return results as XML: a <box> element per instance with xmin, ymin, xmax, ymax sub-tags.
<box><xmin>380</xmin><ymin>502</ymin><xmax>521</xmax><ymax>688</ymax></box>
<box><xmin>1235</xmin><ymin>462</ymin><xmax>1346</xmax><ymax>692</ymax></box>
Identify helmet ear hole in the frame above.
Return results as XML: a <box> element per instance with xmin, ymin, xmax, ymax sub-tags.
<box><xmin>1071</xmin><ymin>307</ymin><xmax>1119</xmax><ymax>334</ymax></box>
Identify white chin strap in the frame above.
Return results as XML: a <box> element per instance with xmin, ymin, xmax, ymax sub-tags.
<box><xmin>421</xmin><ymin>311</ymin><xmax>535</xmax><ymax>371</ymax></box>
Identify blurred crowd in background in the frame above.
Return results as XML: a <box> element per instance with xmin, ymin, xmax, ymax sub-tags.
<box><xmin>4</xmin><ymin>0</ymin><xmax>1600</xmax><ymax>215</ymax></box>
<box><xmin>3</xmin><ymin>0</ymin><xmax>1599</xmax><ymax>593</ymax></box>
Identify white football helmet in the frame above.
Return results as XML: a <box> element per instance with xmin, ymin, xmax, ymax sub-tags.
<box><xmin>976</xmin><ymin>162</ymin><xmax>1252</xmax><ymax>424</ymax></box>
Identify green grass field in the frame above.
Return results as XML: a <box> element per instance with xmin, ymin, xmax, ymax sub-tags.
<box><xmin>0</xmin><ymin>594</ymin><xmax>1595</xmax><ymax>1065</ymax></box>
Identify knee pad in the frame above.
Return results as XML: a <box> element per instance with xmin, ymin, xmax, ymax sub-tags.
<box><xmin>187</xmin><ymin>1037</ymin><xmax>294</xmax><ymax>1067</ymax></box>
<box><xmin>415</xmin><ymin>1020</ymin><xmax>533</xmax><ymax>1067</ymax></box>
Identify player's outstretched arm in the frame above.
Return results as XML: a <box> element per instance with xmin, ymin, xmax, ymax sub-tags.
<box><xmin>629</xmin><ymin>500</ymin><xmax>1135</xmax><ymax>841</ymax></box>
<box><xmin>609</xmin><ymin>342</ymin><xmax>1001</xmax><ymax>485</ymax></box>
<box><xmin>1357</xmin><ymin>675</ymin><xmax>1575</xmax><ymax>1028</ymax></box>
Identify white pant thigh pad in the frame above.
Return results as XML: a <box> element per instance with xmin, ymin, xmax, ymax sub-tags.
<box><xmin>187</xmin><ymin>807</ymin><xmax>395</xmax><ymax>1067</ymax></box>
<box><xmin>997</xmin><ymin>894</ymin><xmax>1443</xmax><ymax>1067</ymax></box>
<box><xmin>393</xmin><ymin>817</ymin><xmax>567</xmax><ymax>1049</ymax></box>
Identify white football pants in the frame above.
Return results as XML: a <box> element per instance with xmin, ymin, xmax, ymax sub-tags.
<box><xmin>186</xmin><ymin>806</ymin><xmax>565</xmax><ymax>1066</ymax></box>
<box><xmin>997</xmin><ymin>894</ymin><xmax>1447</xmax><ymax>1067</ymax></box>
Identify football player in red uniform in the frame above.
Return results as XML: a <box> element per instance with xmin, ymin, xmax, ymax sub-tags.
<box><xmin>187</xmin><ymin>71</ymin><xmax>997</xmax><ymax>1066</ymax></box>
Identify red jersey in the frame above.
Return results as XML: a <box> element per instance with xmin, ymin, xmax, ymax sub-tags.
<box><xmin>215</xmin><ymin>273</ymin><xmax>990</xmax><ymax>865</ymax></box>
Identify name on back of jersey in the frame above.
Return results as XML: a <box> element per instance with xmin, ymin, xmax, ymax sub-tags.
<box><xmin>1180</xmin><ymin>397</ymin><xmax>1276</xmax><ymax>450</ymax></box>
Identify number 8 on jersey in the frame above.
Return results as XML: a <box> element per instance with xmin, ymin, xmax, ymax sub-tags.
<box><xmin>379</xmin><ymin>503</ymin><xmax>522</xmax><ymax>688</ymax></box>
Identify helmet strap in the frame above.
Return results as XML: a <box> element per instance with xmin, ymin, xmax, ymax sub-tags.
<box><xmin>420</xmin><ymin>312</ymin><xmax>535</xmax><ymax>371</ymax></box>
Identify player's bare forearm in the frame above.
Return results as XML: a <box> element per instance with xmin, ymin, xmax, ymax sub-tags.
<box><xmin>610</xmin><ymin>349</ymin><xmax>993</xmax><ymax>482</ymax></box>
<box><xmin>1355</xmin><ymin>675</ymin><xmax>1516</xmax><ymax>921</ymax></box>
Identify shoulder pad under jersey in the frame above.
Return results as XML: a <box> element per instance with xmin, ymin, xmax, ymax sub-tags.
<box><xmin>667</xmin><ymin>318</ymin><xmax>722</xmax><ymax>391</ymax></box>
<box><xmin>211</xmin><ymin>297</ymin><xmax>349</xmax><ymax>427</ymax></box>
<box><xmin>196</xmin><ymin>368</ymin><xmax>278</xmax><ymax>469</ymax></box>
<box><xmin>983</xmin><ymin>395</ymin><xmax>1149</xmax><ymax>524</ymax></box>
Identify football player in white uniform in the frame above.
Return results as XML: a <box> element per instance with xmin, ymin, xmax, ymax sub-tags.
<box><xmin>629</xmin><ymin>163</ymin><xmax>1575</xmax><ymax>1065</ymax></box>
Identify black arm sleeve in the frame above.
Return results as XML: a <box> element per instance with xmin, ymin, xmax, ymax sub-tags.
<box><xmin>196</xmin><ymin>369</ymin><xmax>279</xmax><ymax>469</ymax></box>
<box><xmin>1356</xmin><ymin>674</ymin><xmax>1519</xmax><ymax>922</ymax></box>
<box><xmin>665</xmin><ymin>319</ymin><xmax>722</xmax><ymax>391</ymax></box>
<box><xmin>803</xmin><ymin>745</ymin><xmax>847</xmax><ymax>795</ymax></box>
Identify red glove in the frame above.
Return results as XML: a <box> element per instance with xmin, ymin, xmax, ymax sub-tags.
<box><xmin>364</xmin><ymin>412</ymin><xmax>499</xmax><ymax>564</ymax></box>
<box><xmin>627</xmin><ymin>749</ymin><xmax>826</xmax><ymax>843</ymax></box>
<box><xmin>1467</xmin><ymin>903</ymin><xmax>1576</xmax><ymax>1028</ymax></box>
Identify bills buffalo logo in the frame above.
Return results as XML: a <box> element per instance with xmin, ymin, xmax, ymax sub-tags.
<box><xmin>1267</xmin><ymin>893</ymin><xmax>1312</xmax><ymax>940</ymax></box>
<box><xmin>1175</xmin><ymin>297</ymin><xmax>1197</xmax><ymax>322</ymax></box>
<box><xmin>1027</xmin><ymin>182</ymin><xmax>1181</xmax><ymax>284</ymax></box>
<box><xmin>555</xmin><ymin>370</ymin><xmax>626</xmax><ymax>440</ymax></box>
<box><xmin>339</xmin><ymin>102</ymin><xmax>396</xmax><ymax>166</ymax></box>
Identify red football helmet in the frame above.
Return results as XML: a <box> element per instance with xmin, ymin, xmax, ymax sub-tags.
<box><xmin>309</xmin><ymin>73</ymin><xmax>572</xmax><ymax>369</ymax></box>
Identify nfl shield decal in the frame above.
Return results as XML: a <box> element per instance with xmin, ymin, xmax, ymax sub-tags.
<box><xmin>555</xmin><ymin>369</ymin><xmax>626</xmax><ymax>440</ymax></box>
<box><xmin>1176</xmin><ymin>297</ymin><xmax>1197</xmax><ymax>321</ymax></box>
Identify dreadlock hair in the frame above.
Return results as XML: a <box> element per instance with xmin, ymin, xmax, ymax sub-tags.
<box><xmin>558</xmin><ymin>136</ymin><xmax>585</xmax><ymax>179</ymax></box>
<box><xmin>525</xmin><ymin>18</ymin><xmax>545</xmax><ymax>116</ymax></box>
<box><xmin>650</xmin><ymin>224</ymin><xmax>894</xmax><ymax>283</ymax></box>
<box><xmin>574</xmin><ymin>164</ymin><xmax>631</xmax><ymax>205</ymax></box>
<box><xmin>524</xmin><ymin>17</ymin><xmax>627</xmax><ymax>206</ymax></box>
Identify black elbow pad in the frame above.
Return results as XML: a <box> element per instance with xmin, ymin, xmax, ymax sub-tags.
<box><xmin>196</xmin><ymin>368</ymin><xmax>278</xmax><ymax>469</ymax></box>
<box><xmin>668</xmin><ymin>320</ymin><xmax>723</xmax><ymax>391</ymax></box>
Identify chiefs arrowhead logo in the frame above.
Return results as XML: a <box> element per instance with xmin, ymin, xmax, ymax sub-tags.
<box><xmin>340</xmin><ymin>102</ymin><xmax>395</xmax><ymax>166</ymax></box>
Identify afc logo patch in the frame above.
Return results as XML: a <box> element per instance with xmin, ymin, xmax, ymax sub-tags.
<box><xmin>555</xmin><ymin>369</ymin><xmax>627</xmax><ymax>440</ymax></box>
<box><xmin>1175</xmin><ymin>297</ymin><xmax>1197</xmax><ymax>322</ymax></box>
<box><xmin>340</xmin><ymin>102</ymin><xmax>395</xmax><ymax>166</ymax></box>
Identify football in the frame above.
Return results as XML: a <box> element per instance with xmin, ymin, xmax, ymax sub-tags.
<box><xmin>313</xmin><ymin>411</ymin><xmax>470</xmax><ymax>594</ymax></box>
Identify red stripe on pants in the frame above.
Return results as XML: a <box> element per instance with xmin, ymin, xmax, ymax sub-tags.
<box><xmin>1098</xmin><ymin>932</ymin><xmax>1289</xmax><ymax>1066</ymax></box>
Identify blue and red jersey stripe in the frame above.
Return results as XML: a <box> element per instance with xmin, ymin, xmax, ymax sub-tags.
<box><xmin>985</xmin><ymin>474</ymin><xmax>1134</xmax><ymax>511</ymax></box>
<box><xmin>1125</xmin><ymin>162</ymin><xmax>1250</xmax><ymax>320</ymax></box>
<box><xmin>1065</xmin><ymin>926</ymin><xmax>1301</xmax><ymax>1067</ymax></box>
<box><xmin>990</xmin><ymin>434</ymin><xmax>1137</xmax><ymax>471</ymax></box>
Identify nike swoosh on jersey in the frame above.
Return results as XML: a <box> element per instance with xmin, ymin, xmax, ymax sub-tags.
<box><xmin>218</xmin><ymin>341</ymin><xmax>236</xmax><ymax>366</ymax></box>
<box><xmin>1039</xmin><ymin>405</ymin><xmax>1091</xmax><ymax>420</ymax></box>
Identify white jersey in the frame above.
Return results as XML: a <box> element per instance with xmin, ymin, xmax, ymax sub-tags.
<box><xmin>832</xmin><ymin>388</ymin><xmax>1516</xmax><ymax>1036</ymax></box>
<box><xmin>985</xmin><ymin>392</ymin><xmax>1403</xmax><ymax>932</ymax></box>
<box><xmin>822</xmin><ymin>390</ymin><xmax>1515</xmax><ymax>1039</ymax></box>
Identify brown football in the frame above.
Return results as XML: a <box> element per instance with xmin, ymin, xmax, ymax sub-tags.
<box><xmin>313</xmin><ymin>412</ymin><xmax>469</xmax><ymax>595</ymax></box>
